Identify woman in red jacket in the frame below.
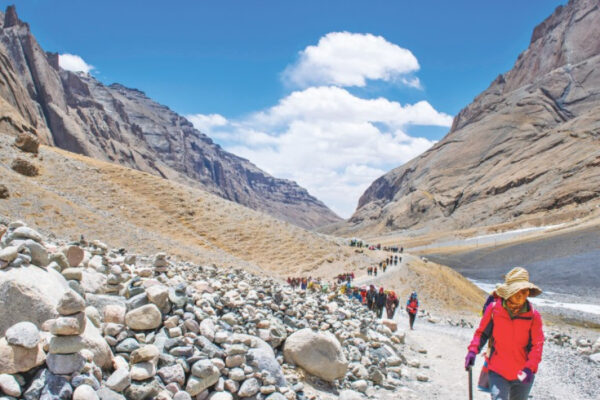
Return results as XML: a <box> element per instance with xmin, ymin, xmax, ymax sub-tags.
<box><xmin>465</xmin><ymin>267</ymin><xmax>544</xmax><ymax>400</ymax></box>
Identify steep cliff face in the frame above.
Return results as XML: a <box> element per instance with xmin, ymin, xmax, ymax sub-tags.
<box><xmin>0</xmin><ymin>6</ymin><xmax>340</xmax><ymax>229</ymax></box>
<box><xmin>343</xmin><ymin>0</ymin><xmax>600</xmax><ymax>235</ymax></box>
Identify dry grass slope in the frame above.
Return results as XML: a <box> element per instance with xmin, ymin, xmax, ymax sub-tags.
<box><xmin>0</xmin><ymin>132</ymin><xmax>378</xmax><ymax>276</ymax></box>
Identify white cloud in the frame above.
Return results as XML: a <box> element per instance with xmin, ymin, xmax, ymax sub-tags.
<box><xmin>189</xmin><ymin>86</ymin><xmax>452</xmax><ymax>218</ymax></box>
<box><xmin>59</xmin><ymin>53</ymin><xmax>94</xmax><ymax>74</ymax></box>
<box><xmin>187</xmin><ymin>113</ymin><xmax>228</xmax><ymax>133</ymax></box>
<box><xmin>283</xmin><ymin>32</ymin><xmax>420</xmax><ymax>88</ymax></box>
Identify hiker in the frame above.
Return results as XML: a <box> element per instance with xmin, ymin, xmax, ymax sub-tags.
<box><xmin>386</xmin><ymin>290</ymin><xmax>399</xmax><ymax>319</ymax></box>
<box><xmin>375</xmin><ymin>287</ymin><xmax>387</xmax><ymax>318</ymax></box>
<box><xmin>367</xmin><ymin>266</ymin><xmax>372</xmax><ymax>276</ymax></box>
<box><xmin>366</xmin><ymin>285</ymin><xmax>377</xmax><ymax>310</ymax></box>
<box><xmin>374</xmin><ymin>267</ymin><xmax>378</xmax><ymax>276</ymax></box>
<box><xmin>406</xmin><ymin>292</ymin><xmax>419</xmax><ymax>329</ymax></box>
<box><xmin>465</xmin><ymin>267</ymin><xmax>544</xmax><ymax>400</ymax></box>
<box><xmin>352</xmin><ymin>287</ymin><xmax>362</xmax><ymax>302</ymax></box>
<box><xmin>360</xmin><ymin>287</ymin><xmax>367</xmax><ymax>304</ymax></box>
<box><xmin>382</xmin><ymin>263</ymin><xmax>387</xmax><ymax>273</ymax></box>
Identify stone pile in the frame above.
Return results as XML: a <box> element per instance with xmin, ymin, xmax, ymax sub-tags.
<box><xmin>0</xmin><ymin>220</ymin><xmax>49</xmax><ymax>269</ymax></box>
<box><xmin>0</xmin><ymin>219</ymin><xmax>469</xmax><ymax>399</ymax></box>
<box><xmin>47</xmin><ymin>291</ymin><xmax>88</xmax><ymax>376</ymax></box>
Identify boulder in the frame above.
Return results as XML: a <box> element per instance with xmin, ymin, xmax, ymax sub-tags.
<box><xmin>66</xmin><ymin>245</ymin><xmax>85</xmax><ymax>267</ymax></box>
<box><xmin>62</xmin><ymin>268</ymin><xmax>83</xmax><ymax>281</ymax></box>
<box><xmin>104</xmin><ymin>305</ymin><xmax>126</xmax><ymax>325</ymax></box>
<box><xmin>125</xmin><ymin>304</ymin><xmax>162</xmax><ymax>330</ymax></box>
<box><xmin>48</xmin><ymin>336</ymin><xmax>86</xmax><ymax>354</ymax></box>
<box><xmin>51</xmin><ymin>312</ymin><xmax>86</xmax><ymax>335</ymax></box>
<box><xmin>57</xmin><ymin>290</ymin><xmax>86</xmax><ymax>316</ymax></box>
<box><xmin>0</xmin><ymin>184</ymin><xmax>9</xmax><ymax>199</ymax></box>
<box><xmin>10</xmin><ymin>226</ymin><xmax>43</xmax><ymax>242</ymax></box>
<box><xmin>40</xmin><ymin>373</ymin><xmax>73</xmax><ymax>400</ymax></box>
<box><xmin>14</xmin><ymin>132</ymin><xmax>40</xmax><ymax>153</ymax></box>
<box><xmin>130</xmin><ymin>345</ymin><xmax>159</xmax><ymax>364</ymax></box>
<box><xmin>0</xmin><ymin>373</ymin><xmax>21</xmax><ymax>397</ymax></box>
<box><xmin>0</xmin><ymin>246</ymin><xmax>18</xmax><ymax>268</ymax></box>
<box><xmin>0</xmin><ymin>265</ymin><xmax>69</xmax><ymax>335</ymax></box>
<box><xmin>46</xmin><ymin>352</ymin><xmax>86</xmax><ymax>375</ymax></box>
<box><xmin>381</xmin><ymin>319</ymin><xmax>397</xmax><ymax>332</ymax></box>
<box><xmin>0</xmin><ymin>337</ymin><xmax>46</xmax><ymax>374</ymax></box>
<box><xmin>145</xmin><ymin>285</ymin><xmax>169</xmax><ymax>310</ymax></box>
<box><xmin>246</xmin><ymin>337</ymin><xmax>286</xmax><ymax>387</ymax></box>
<box><xmin>73</xmin><ymin>384</ymin><xmax>99</xmax><ymax>400</ymax></box>
<box><xmin>22</xmin><ymin>239</ymin><xmax>49</xmax><ymax>267</ymax></box>
<box><xmin>5</xmin><ymin>321</ymin><xmax>40</xmax><ymax>349</ymax></box>
<box><xmin>105</xmin><ymin>368</ymin><xmax>131</xmax><ymax>392</ymax></box>
<box><xmin>80</xmin><ymin>269</ymin><xmax>107</xmax><ymax>294</ymax></box>
<box><xmin>80</xmin><ymin>316</ymin><xmax>114</xmax><ymax>369</ymax></box>
<box><xmin>237</xmin><ymin>378</ymin><xmax>260</xmax><ymax>397</ymax></box>
<box><xmin>130</xmin><ymin>362</ymin><xmax>156</xmax><ymax>381</ymax></box>
<box><xmin>283</xmin><ymin>328</ymin><xmax>348</xmax><ymax>382</ymax></box>
<box><xmin>11</xmin><ymin>157</ymin><xmax>39</xmax><ymax>176</ymax></box>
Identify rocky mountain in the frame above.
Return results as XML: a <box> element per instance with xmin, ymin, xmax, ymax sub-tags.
<box><xmin>340</xmin><ymin>0</ymin><xmax>600</xmax><ymax>235</ymax></box>
<box><xmin>0</xmin><ymin>6</ymin><xmax>340</xmax><ymax>230</ymax></box>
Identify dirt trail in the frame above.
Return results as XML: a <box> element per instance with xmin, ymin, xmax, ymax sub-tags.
<box><xmin>394</xmin><ymin>310</ymin><xmax>489</xmax><ymax>400</ymax></box>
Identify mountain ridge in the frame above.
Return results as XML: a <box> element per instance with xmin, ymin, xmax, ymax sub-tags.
<box><xmin>333</xmin><ymin>0</ymin><xmax>600</xmax><ymax>237</ymax></box>
<box><xmin>0</xmin><ymin>6</ymin><xmax>340</xmax><ymax>230</ymax></box>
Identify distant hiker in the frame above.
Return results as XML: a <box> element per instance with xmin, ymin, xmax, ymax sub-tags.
<box><xmin>375</xmin><ymin>287</ymin><xmax>387</xmax><ymax>318</ymax></box>
<box><xmin>394</xmin><ymin>255</ymin><xmax>398</xmax><ymax>265</ymax></box>
<box><xmin>482</xmin><ymin>284</ymin><xmax>501</xmax><ymax>315</ymax></box>
<box><xmin>465</xmin><ymin>267</ymin><xmax>544</xmax><ymax>400</ymax></box>
<box><xmin>406</xmin><ymin>292</ymin><xmax>419</xmax><ymax>330</ymax></box>
<box><xmin>367</xmin><ymin>266</ymin><xmax>372</xmax><ymax>276</ymax></box>
<box><xmin>386</xmin><ymin>290</ymin><xmax>399</xmax><ymax>319</ymax></box>
<box><xmin>374</xmin><ymin>267</ymin><xmax>378</xmax><ymax>276</ymax></box>
<box><xmin>367</xmin><ymin>285</ymin><xmax>377</xmax><ymax>310</ymax></box>
<box><xmin>400</xmin><ymin>247</ymin><xmax>404</xmax><ymax>253</ymax></box>
<box><xmin>382</xmin><ymin>263</ymin><xmax>387</xmax><ymax>273</ymax></box>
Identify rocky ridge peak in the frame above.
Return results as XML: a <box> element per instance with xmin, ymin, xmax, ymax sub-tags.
<box><xmin>0</xmin><ymin>6</ymin><xmax>340</xmax><ymax>229</ymax></box>
<box><xmin>337</xmin><ymin>0</ymin><xmax>600</xmax><ymax>235</ymax></box>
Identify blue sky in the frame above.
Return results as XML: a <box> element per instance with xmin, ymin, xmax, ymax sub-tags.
<box><xmin>12</xmin><ymin>1</ymin><xmax>566</xmax><ymax>218</ymax></box>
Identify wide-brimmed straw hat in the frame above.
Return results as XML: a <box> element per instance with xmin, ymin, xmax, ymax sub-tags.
<box><xmin>496</xmin><ymin>267</ymin><xmax>542</xmax><ymax>300</ymax></box>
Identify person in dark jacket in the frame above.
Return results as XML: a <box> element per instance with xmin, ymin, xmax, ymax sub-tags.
<box><xmin>406</xmin><ymin>292</ymin><xmax>419</xmax><ymax>330</ymax></box>
<box><xmin>375</xmin><ymin>287</ymin><xmax>387</xmax><ymax>318</ymax></box>
<box><xmin>366</xmin><ymin>285</ymin><xmax>377</xmax><ymax>311</ymax></box>
<box><xmin>385</xmin><ymin>291</ymin><xmax>399</xmax><ymax>319</ymax></box>
<box><xmin>465</xmin><ymin>267</ymin><xmax>544</xmax><ymax>400</ymax></box>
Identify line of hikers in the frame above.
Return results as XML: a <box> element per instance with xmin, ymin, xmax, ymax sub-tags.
<box><xmin>367</xmin><ymin>255</ymin><xmax>401</xmax><ymax>276</ymax></box>
<box><xmin>336</xmin><ymin>272</ymin><xmax>355</xmax><ymax>284</ymax></box>
<box><xmin>348</xmin><ymin>239</ymin><xmax>404</xmax><ymax>253</ymax></box>
<box><xmin>287</xmin><ymin>276</ymin><xmax>331</xmax><ymax>292</ymax></box>
<box><xmin>342</xmin><ymin>284</ymin><xmax>419</xmax><ymax>328</ymax></box>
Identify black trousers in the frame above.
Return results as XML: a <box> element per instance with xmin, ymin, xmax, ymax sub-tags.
<box><xmin>409</xmin><ymin>312</ymin><xmax>416</xmax><ymax>329</ymax></box>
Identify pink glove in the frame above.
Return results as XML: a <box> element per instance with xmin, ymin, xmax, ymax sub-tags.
<box><xmin>464</xmin><ymin>351</ymin><xmax>476</xmax><ymax>370</ymax></box>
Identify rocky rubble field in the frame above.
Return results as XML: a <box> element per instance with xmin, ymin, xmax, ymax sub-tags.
<box><xmin>0</xmin><ymin>219</ymin><xmax>438</xmax><ymax>400</ymax></box>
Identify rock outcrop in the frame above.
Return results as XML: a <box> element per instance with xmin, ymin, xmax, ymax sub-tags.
<box><xmin>0</xmin><ymin>6</ymin><xmax>340</xmax><ymax>229</ymax></box>
<box><xmin>340</xmin><ymin>0</ymin><xmax>600</xmax><ymax>235</ymax></box>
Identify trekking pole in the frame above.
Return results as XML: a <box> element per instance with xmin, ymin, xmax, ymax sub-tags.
<box><xmin>467</xmin><ymin>366</ymin><xmax>473</xmax><ymax>400</ymax></box>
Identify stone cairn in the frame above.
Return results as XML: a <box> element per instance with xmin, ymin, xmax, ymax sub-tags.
<box><xmin>1</xmin><ymin>219</ymin><xmax>599</xmax><ymax>399</ymax></box>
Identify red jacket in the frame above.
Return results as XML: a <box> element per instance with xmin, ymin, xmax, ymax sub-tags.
<box><xmin>468</xmin><ymin>300</ymin><xmax>544</xmax><ymax>380</ymax></box>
